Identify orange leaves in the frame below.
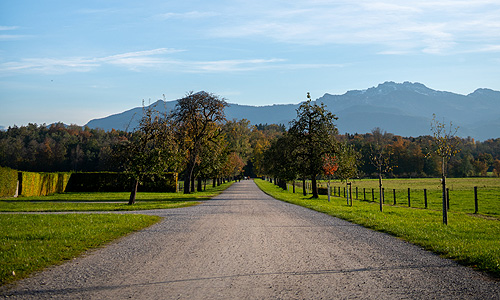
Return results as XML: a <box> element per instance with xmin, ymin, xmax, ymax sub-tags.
<box><xmin>322</xmin><ymin>154</ymin><xmax>338</xmax><ymax>176</ymax></box>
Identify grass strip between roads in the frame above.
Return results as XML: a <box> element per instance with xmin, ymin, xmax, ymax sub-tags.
<box><xmin>255</xmin><ymin>179</ymin><xmax>500</xmax><ymax>277</ymax></box>
<box><xmin>0</xmin><ymin>182</ymin><xmax>233</xmax><ymax>212</ymax></box>
<box><xmin>1</xmin><ymin>214</ymin><xmax>161</xmax><ymax>285</ymax></box>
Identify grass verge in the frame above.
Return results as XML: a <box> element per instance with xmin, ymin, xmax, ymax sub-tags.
<box><xmin>0</xmin><ymin>213</ymin><xmax>161</xmax><ymax>285</ymax></box>
<box><xmin>0</xmin><ymin>182</ymin><xmax>233</xmax><ymax>212</ymax></box>
<box><xmin>256</xmin><ymin>179</ymin><xmax>500</xmax><ymax>277</ymax></box>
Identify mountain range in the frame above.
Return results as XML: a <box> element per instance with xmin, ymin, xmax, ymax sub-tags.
<box><xmin>85</xmin><ymin>81</ymin><xmax>500</xmax><ymax>141</ymax></box>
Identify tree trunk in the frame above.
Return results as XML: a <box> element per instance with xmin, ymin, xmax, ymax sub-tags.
<box><xmin>311</xmin><ymin>176</ymin><xmax>318</xmax><ymax>198</ymax></box>
<box><xmin>442</xmin><ymin>174</ymin><xmax>448</xmax><ymax>225</ymax></box>
<box><xmin>302</xmin><ymin>178</ymin><xmax>306</xmax><ymax>196</ymax></box>
<box><xmin>379</xmin><ymin>172</ymin><xmax>383</xmax><ymax>212</ymax></box>
<box><xmin>183</xmin><ymin>174</ymin><xmax>190</xmax><ymax>194</ymax></box>
<box><xmin>191</xmin><ymin>176</ymin><xmax>195</xmax><ymax>193</ymax></box>
<box><xmin>128</xmin><ymin>179</ymin><xmax>139</xmax><ymax>205</ymax></box>
<box><xmin>213</xmin><ymin>178</ymin><xmax>216</xmax><ymax>188</ymax></box>
<box><xmin>197</xmin><ymin>177</ymin><xmax>202</xmax><ymax>192</ymax></box>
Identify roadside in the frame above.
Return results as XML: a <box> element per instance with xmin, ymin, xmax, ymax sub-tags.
<box><xmin>2</xmin><ymin>180</ymin><xmax>499</xmax><ymax>299</ymax></box>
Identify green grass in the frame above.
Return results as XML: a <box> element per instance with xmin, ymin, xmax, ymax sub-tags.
<box><xmin>0</xmin><ymin>182</ymin><xmax>233</xmax><ymax>212</ymax></box>
<box><xmin>0</xmin><ymin>213</ymin><xmax>161</xmax><ymax>285</ymax></box>
<box><xmin>256</xmin><ymin>179</ymin><xmax>500</xmax><ymax>277</ymax></box>
<box><xmin>316</xmin><ymin>178</ymin><xmax>500</xmax><ymax>217</ymax></box>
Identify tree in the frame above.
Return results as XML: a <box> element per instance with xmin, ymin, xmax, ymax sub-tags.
<box><xmin>288</xmin><ymin>93</ymin><xmax>338</xmax><ymax>198</ymax></box>
<box><xmin>118</xmin><ymin>104</ymin><xmax>181</xmax><ymax>204</ymax></box>
<box><xmin>430</xmin><ymin>114</ymin><xmax>460</xmax><ymax>225</ymax></box>
<box><xmin>263</xmin><ymin>133</ymin><xmax>298</xmax><ymax>189</ymax></box>
<box><xmin>322</xmin><ymin>154</ymin><xmax>338</xmax><ymax>202</ymax></box>
<box><xmin>336</xmin><ymin>142</ymin><xmax>361</xmax><ymax>205</ymax></box>
<box><xmin>369</xmin><ymin>128</ymin><xmax>394</xmax><ymax>212</ymax></box>
<box><xmin>171</xmin><ymin>92</ymin><xmax>228</xmax><ymax>194</ymax></box>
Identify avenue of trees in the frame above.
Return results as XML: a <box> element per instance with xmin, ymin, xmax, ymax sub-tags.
<box><xmin>1</xmin><ymin>92</ymin><xmax>500</xmax><ymax>200</ymax></box>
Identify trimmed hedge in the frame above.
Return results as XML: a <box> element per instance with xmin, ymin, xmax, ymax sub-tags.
<box><xmin>65</xmin><ymin>172</ymin><xmax>178</xmax><ymax>193</ymax></box>
<box><xmin>14</xmin><ymin>171</ymin><xmax>178</xmax><ymax>196</ymax></box>
<box><xmin>19</xmin><ymin>172</ymin><xmax>71</xmax><ymax>197</ymax></box>
<box><xmin>0</xmin><ymin>166</ymin><xmax>18</xmax><ymax>198</ymax></box>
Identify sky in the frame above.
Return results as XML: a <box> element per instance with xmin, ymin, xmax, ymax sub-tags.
<box><xmin>1</xmin><ymin>0</ymin><xmax>500</xmax><ymax>128</ymax></box>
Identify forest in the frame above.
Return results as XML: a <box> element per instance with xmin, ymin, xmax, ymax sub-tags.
<box><xmin>1</xmin><ymin>114</ymin><xmax>499</xmax><ymax>180</ymax></box>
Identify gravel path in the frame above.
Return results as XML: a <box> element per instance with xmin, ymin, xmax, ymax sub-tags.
<box><xmin>1</xmin><ymin>180</ymin><xmax>499</xmax><ymax>299</ymax></box>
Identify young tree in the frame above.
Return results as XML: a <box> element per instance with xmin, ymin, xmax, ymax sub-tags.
<box><xmin>430</xmin><ymin>114</ymin><xmax>460</xmax><ymax>225</ymax></box>
<box><xmin>288</xmin><ymin>93</ymin><xmax>339</xmax><ymax>198</ymax></box>
<box><xmin>369</xmin><ymin>128</ymin><xmax>394</xmax><ymax>212</ymax></box>
<box><xmin>336</xmin><ymin>142</ymin><xmax>361</xmax><ymax>205</ymax></box>
<box><xmin>171</xmin><ymin>92</ymin><xmax>228</xmax><ymax>194</ymax></box>
<box><xmin>322</xmin><ymin>154</ymin><xmax>338</xmax><ymax>202</ymax></box>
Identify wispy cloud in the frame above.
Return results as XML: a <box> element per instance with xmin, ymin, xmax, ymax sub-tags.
<box><xmin>0</xmin><ymin>48</ymin><xmax>182</xmax><ymax>74</ymax></box>
<box><xmin>0</xmin><ymin>25</ymin><xmax>29</xmax><ymax>41</ymax></box>
<box><xmin>155</xmin><ymin>11</ymin><xmax>219</xmax><ymax>20</ymax></box>
<box><xmin>0</xmin><ymin>49</ymin><xmax>338</xmax><ymax>75</ymax></box>
<box><xmin>208</xmin><ymin>0</ymin><xmax>500</xmax><ymax>55</ymax></box>
<box><xmin>0</xmin><ymin>26</ymin><xmax>20</xmax><ymax>31</ymax></box>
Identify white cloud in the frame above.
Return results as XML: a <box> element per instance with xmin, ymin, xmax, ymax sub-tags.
<box><xmin>0</xmin><ymin>48</ymin><xmax>181</xmax><ymax>74</ymax></box>
<box><xmin>0</xmin><ymin>25</ymin><xmax>29</xmax><ymax>41</ymax></box>
<box><xmin>155</xmin><ymin>11</ymin><xmax>219</xmax><ymax>20</ymax></box>
<box><xmin>208</xmin><ymin>0</ymin><xmax>500</xmax><ymax>55</ymax></box>
<box><xmin>0</xmin><ymin>26</ymin><xmax>20</xmax><ymax>31</ymax></box>
<box><xmin>0</xmin><ymin>46</ymin><xmax>344</xmax><ymax>76</ymax></box>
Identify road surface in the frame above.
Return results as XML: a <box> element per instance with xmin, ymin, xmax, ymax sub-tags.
<box><xmin>1</xmin><ymin>180</ymin><xmax>499</xmax><ymax>299</ymax></box>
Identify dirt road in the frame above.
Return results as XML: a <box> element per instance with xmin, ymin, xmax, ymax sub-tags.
<box><xmin>2</xmin><ymin>180</ymin><xmax>499</xmax><ymax>299</ymax></box>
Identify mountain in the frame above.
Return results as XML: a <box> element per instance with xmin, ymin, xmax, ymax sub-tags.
<box><xmin>85</xmin><ymin>82</ymin><xmax>500</xmax><ymax>140</ymax></box>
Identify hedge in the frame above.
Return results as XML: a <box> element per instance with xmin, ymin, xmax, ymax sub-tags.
<box><xmin>18</xmin><ymin>172</ymin><xmax>71</xmax><ymax>197</ymax></box>
<box><xmin>65</xmin><ymin>172</ymin><xmax>178</xmax><ymax>193</ymax></box>
<box><xmin>12</xmin><ymin>171</ymin><xmax>177</xmax><ymax>197</ymax></box>
<box><xmin>0</xmin><ymin>166</ymin><xmax>18</xmax><ymax>198</ymax></box>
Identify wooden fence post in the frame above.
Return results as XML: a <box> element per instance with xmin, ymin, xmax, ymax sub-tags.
<box><xmin>349</xmin><ymin>183</ymin><xmax>353</xmax><ymax>205</ymax></box>
<box><xmin>474</xmin><ymin>186</ymin><xmax>478</xmax><ymax>214</ymax></box>
<box><xmin>356</xmin><ymin>187</ymin><xmax>358</xmax><ymax>200</ymax></box>
<box><xmin>424</xmin><ymin>189</ymin><xmax>428</xmax><ymax>209</ymax></box>
<box><xmin>364</xmin><ymin>188</ymin><xmax>366</xmax><ymax>201</ymax></box>
<box><xmin>446</xmin><ymin>188</ymin><xmax>450</xmax><ymax>210</ymax></box>
<box><xmin>393</xmin><ymin>189</ymin><xmax>396</xmax><ymax>205</ymax></box>
<box><xmin>372</xmin><ymin>188</ymin><xmax>375</xmax><ymax>202</ymax></box>
<box><xmin>408</xmin><ymin>188</ymin><xmax>411</xmax><ymax>207</ymax></box>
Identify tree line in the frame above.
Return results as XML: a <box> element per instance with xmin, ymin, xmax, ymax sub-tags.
<box><xmin>1</xmin><ymin>92</ymin><xmax>500</xmax><ymax>200</ymax></box>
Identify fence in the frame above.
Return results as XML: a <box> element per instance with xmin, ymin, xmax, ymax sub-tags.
<box><xmin>285</xmin><ymin>179</ymin><xmax>499</xmax><ymax>216</ymax></box>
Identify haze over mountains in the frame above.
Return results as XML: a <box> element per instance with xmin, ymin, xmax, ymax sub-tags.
<box><xmin>86</xmin><ymin>82</ymin><xmax>500</xmax><ymax>141</ymax></box>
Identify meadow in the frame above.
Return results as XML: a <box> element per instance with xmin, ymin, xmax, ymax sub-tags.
<box><xmin>257</xmin><ymin>178</ymin><xmax>500</xmax><ymax>277</ymax></box>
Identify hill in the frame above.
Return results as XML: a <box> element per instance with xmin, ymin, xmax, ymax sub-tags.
<box><xmin>85</xmin><ymin>82</ymin><xmax>500</xmax><ymax>140</ymax></box>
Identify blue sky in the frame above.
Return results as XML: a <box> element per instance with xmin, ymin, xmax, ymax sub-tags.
<box><xmin>1</xmin><ymin>0</ymin><xmax>500</xmax><ymax>128</ymax></box>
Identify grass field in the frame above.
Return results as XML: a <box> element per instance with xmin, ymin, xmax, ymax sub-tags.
<box><xmin>1</xmin><ymin>214</ymin><xmax>161</xmax><ymax>285</ymax></box>
<box><xmin>0</xmin><ymin>182</ymin><xmax>233</xmax><ymax>212</ymax></box>
<box><xmin>315</xmin><ymin>177</ymin><xmax>500</xmax><ymax>217</ymax></box>
<box><xmin>256</xmin><ymin>179</ymin><xmax>500</xmax><ymax>277</ymax></box>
